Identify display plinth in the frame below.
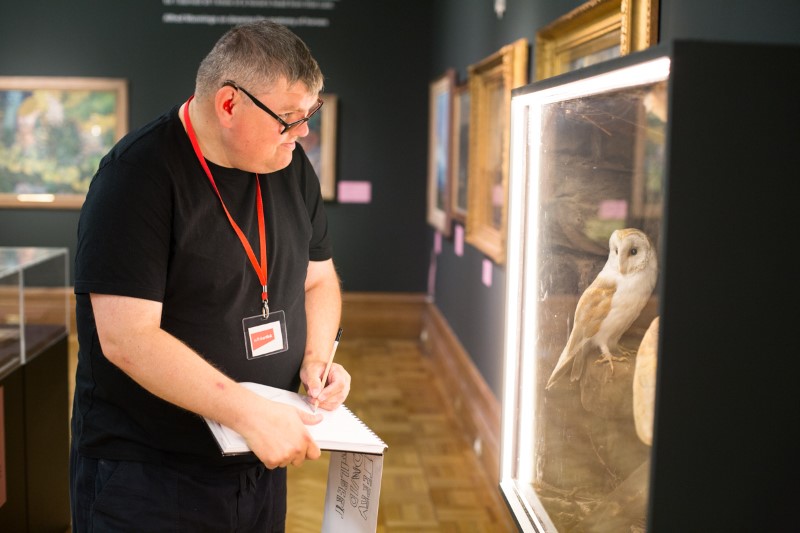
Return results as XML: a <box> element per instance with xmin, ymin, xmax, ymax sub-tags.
<box><xmin>0</xmin><ymin>247</ymin><xmax>70</xmax><ymax>532</ymax></box>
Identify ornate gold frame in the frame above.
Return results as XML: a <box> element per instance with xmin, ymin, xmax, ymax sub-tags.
<box><xmin>465</xmin><ymin>39</ymin><xmax>528</xmax><ymax>264</ymax></box>
<box><xmin>535</xmin><ymin>0</ymin><xmax>659</xmax><ymax>80</ymax></box>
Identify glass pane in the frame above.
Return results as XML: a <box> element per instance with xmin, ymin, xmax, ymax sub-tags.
<box><xmin>531</xmin><ymin>79</ymin><xmax>666</xmax><ymax>532</ymax></box>
<box><xmin>502</xmin><ymin>56</ymin><xmax>671</xmax><ymax>533</ymax></box>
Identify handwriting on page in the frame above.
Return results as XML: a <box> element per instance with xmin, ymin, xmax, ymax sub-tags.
<box><xmin>335</xmin><ymin>452</ymin><xmax>376</xmax><ymax>519</ymax></box>
<box><xmin>323</xmin><ymin>452</ymin><xmax>384</xmax><ymax>532</ymax></box>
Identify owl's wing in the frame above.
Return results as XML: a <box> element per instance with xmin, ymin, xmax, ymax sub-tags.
<box><xmin>546</xmin><ymin>279</ymin><xmax>615</xmax><ymax>390</ymax></box>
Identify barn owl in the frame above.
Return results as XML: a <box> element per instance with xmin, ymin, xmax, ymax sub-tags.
<box><xmin>545</xmin><ymin>228</ymin><xmax>658</xmax><ymax>390</ymax></box>
<box><xmin>633</xmin><ymin>316</ymin><xmax>659</xmax><ymax>445</ymax></box>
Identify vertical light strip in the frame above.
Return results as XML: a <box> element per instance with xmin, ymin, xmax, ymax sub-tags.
<box><xmin>500</xmin><ymin>94</ymin><xmax>528</xmax><ymax>481</ymax></box>
<box><xmin>516</xmin><ymin>96</ymin><xmax>542</xmax><ymax>484</ymax></box>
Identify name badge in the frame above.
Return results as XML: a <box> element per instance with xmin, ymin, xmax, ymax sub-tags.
<box><xmin>242</xmin><ymin>310</ymin><xmax>289</xmax><ymax>359</ymax></box>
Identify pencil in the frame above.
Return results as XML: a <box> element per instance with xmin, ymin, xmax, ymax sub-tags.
<box><xmin>313</xmin><ymin>328</ymin><xmax>343</xmax><ymax>413</ymax></box>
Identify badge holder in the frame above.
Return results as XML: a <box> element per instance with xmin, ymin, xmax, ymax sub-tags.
<box><xmin>243</xmin><ymin>310</ymin><xmax>289</xmax><ymax>359</ymax></box>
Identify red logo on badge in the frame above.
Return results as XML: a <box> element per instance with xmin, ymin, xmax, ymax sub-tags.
<box><xmin>250</xmin><ymin>328</ymin><xmax>275</xmax><ymax>350</ymax></box>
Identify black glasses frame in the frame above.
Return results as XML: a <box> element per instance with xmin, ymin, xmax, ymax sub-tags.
<box><xmin>222</xmin><ymin>80</ymin><xmax>323</xmax><ymax>134</ymax></box>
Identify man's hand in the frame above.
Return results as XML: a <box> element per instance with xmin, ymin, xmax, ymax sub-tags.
<box><xmin>301</xmin><ymin>361</ymin><xmax>351</xmax><ymax>412</ymax></box>
<box><xmin>241</xmin><ymin>398</ymin><xmax>323</xmax><ymax>468</ymax></box>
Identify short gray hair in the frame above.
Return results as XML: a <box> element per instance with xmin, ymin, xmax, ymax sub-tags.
<box><xmin>195</xmin><ymin>20</ymin><xmax>323</xmax><ymax>100</ymax></box>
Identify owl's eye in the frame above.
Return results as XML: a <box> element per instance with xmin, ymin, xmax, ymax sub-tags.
<box><xmin>631</xmin><ymin>248</ymin><xmax>638</xmax><ymax>256</ymax></box>
<box><xmin>614</xmin><ymin>247</ymin><xmax>618</xmax><ymax>254</ymax></box>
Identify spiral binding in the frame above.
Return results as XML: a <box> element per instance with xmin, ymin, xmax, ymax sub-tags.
<box><xmin>341</xmin><ymin>404</ymin><xmax>388</xmax><ymax>449</ymax></box>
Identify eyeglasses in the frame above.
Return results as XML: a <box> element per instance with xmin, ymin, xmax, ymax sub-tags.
<box><xmin>222</xmin><ymin>80</ymin><xmax>323</xmax><ymax>134</ymax></box>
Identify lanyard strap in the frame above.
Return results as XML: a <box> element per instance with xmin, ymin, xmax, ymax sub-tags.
<box><xmin>183</xmin><ymin>96</ymin><xmax>269</xmax><ymax>315</ymax></box>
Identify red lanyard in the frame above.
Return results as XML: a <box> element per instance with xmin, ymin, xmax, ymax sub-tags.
<box><xmin>183</xmin><ymin>96</ymin><xmax>269</xmax><ymax>317</ymax></box>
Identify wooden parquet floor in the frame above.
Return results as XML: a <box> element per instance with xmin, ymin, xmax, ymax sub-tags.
<box><xmin>286</xmin><ymin>337</ymin><xmax>518</xmax><ymax>532</ymax></box>
<box><xmin>67</xmin><ymin>335</ymin><xmax>517</xmax><ymax>532</ymax></box>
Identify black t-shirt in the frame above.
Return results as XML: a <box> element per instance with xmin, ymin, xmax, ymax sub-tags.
<box><xmin>72</xmin><ymin>104</ymin><xmax>332</xmax><ymax>466</ymax></box>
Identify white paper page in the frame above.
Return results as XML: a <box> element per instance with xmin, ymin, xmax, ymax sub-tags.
<box><xmin>206</xmin><ymin>383</ymin><xmax>386</xmax><ymax>455</ymax></box>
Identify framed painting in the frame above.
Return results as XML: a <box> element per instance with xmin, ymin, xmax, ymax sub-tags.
<box><xmin>298</xmin><ymin>93</ymin><xmax>337</xmax><ymax>201</ymax></box>
<box><xmin>0</xmin><ymin>76</ymin><xmax>128</xmax><ymax>209</ymax></box>
<box><xmin>465</xmin><ymin>39</ymin><xmax>528</xmax><ymax>264</ymax></box>
<box><xmin>427</xmin><ymin>70</ymin><xmax>455</xmax><ymax>237</ymax></box>
<box><xmin>535</xmin><ymin>0</ymin><xmax>659</xmax><ymax>80</ymax></box>
<box><xmin>449</xmin><ymin>82</ymin><xmax>470</xmax><ymax>224</ymax></box>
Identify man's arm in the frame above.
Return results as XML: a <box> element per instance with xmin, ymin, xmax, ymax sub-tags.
<box><xmin>300</xmin><ymin>258</ymin><xmax>350</xmax><ymax>409</ymax></box>
<box><xmin>90</xmin><ymin>293</ymin><xmax>322</xmax><ymax>468</ymax></box>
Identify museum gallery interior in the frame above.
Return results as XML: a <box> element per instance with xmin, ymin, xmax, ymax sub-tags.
<box><xmin>1</xmin><ymin>1</ymin><xmax>798</xmax><ymax>531</ymax></box>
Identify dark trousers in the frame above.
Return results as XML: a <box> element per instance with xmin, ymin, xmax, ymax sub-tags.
<box><xmin>70</xmin><ymin>444</ymin><xmax>287</xmax><ymax>532</ymax></box>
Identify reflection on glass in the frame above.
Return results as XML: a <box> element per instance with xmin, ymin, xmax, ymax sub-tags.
<box><xmin>502</xmin><ymin>57</ymin><xmax>670</xmax><ymax>532</ymax></box>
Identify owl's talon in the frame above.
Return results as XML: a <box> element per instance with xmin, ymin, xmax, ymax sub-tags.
<box><xmin>618</xmin><ymin>346</ymin><xmax>636</xmax><ymax>358</ymax></box>
<box><xmin>594</xmin><ymin>353</ymin><xmax>627</xmax><ymax>374</ymax></box>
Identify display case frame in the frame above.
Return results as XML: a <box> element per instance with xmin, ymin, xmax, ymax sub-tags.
<box><xmin>499</xmin><ymin>40</ymin><xmax>800</xmax><ymax>532</ymax></box>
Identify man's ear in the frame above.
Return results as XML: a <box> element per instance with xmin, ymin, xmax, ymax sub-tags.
<box><xmin>214</xmin><ymin>86</ymin><xmax>237</xmax><ymax>124</ymax></box>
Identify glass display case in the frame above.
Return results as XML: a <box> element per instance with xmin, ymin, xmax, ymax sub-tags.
<box><xmin>0</xmin><ymin>246</ymin><xmax>70</xmax><ymax>531</ymax></box>
<box><xmin>499</xmin><ymin>40</ymin><xmax>799</xmax><ymax>532</ymax></box>
<box><xmin>0</xmin><ymin>247</ymin><xmax>69</xmax><ymax>379</ymax></box>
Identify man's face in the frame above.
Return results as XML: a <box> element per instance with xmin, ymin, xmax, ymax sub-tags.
<box><xmin>224</xmin><ymin>78</ymin><xmax>319</xmax><ymax>174</ymax></box>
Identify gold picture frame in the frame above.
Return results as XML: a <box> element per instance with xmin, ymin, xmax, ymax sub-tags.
<box><xmin>449</xmin><ymin>82</ymin><xmax>470</xmax><ymax>224</ymax></box>
<box><xmin>0</xmin><ymin>76</ymin><xmax>128</xmax><ymax>209</ymax></box>
<box><xmin>465</xmin><ymin>39</ymin><xmax>528</xmax><ymax>264</ymax></box>
<box><xmin>298</xmin><ymin>93</ymin><xmax>337</xmax><ymax>201</ymax></box>
<box><xmin>535</xmin><ymin>0</ymin><xmax>659</xmax><ymax>80</ymax></box>
<box><xmin>427</xmin><ymin>70</ymin><xmax>456</xmax><ymax>237</ymax></box>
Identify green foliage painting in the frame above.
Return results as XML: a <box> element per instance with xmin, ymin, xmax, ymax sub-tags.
<box><xmin>0</xmin><ymin>77</ymin><xmax>126</xmax><ymax>206</ymax></box>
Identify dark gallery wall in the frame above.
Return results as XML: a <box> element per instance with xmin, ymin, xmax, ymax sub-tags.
<box><xmin>0</xmin><ymin>0</ymin><xmax>433</xmax><ymax>293</ymax></box>
<box><xmin>2</xmin><ymin>0</ymin><xmax>800</xmax><ymax>403</ymax></box>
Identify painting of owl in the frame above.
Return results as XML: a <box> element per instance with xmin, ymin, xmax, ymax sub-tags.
<box><xmin>545</xmin><ymin>228</ymin><xmax>658</xmax><ymax>390</ymax></box>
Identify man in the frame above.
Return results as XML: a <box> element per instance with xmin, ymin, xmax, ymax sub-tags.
<box><xmin>70</xmin><ymin>20</ymin><xmax>349</xmax><ymax>531</ymax></box>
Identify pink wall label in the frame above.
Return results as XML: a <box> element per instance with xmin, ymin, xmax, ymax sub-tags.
<box><xmin>454</xmin><ymin>224</ymin><xmax>464</xmax><ymax>257</ymax></box>
<box><xmin>337</xmin><ymin>181</ymin><xmax>372</xmax><ymax>203</ymax></box>
<box><xmin>482</xmin><ymin>259</ymin><xmax>492</xmax><ymax>287</ymax></box>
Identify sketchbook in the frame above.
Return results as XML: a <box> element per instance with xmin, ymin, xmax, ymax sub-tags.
<box><xmin>204</xmin><ymin>382</ymin><xmax>387</xmax><ymax>456</ymax></box>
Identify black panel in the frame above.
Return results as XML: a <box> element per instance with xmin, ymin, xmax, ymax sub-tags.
<box><xmin>651</xmin><ymin>40</ymin><xmax>799</xmax><ymax>532</ymax></box>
